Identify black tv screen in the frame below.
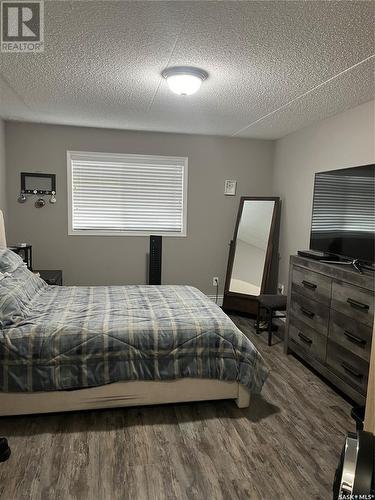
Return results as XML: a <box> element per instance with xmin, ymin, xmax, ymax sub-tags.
<box><xmin>310</xmin><ymin>164</ymin><xmax>375</xmax><ymax>264</ymax></box>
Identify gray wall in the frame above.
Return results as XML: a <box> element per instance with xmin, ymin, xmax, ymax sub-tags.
<box><xmin>273</xmin><ymin>100</ymin><xmax>375</xmax><ymax>287</ymax></box>
<box><xmin>0</xmin><ymin>119</ymin><xmax>6</xmax><ymax>215</ymax></box>
<box><xmin>5</xmin><ymin>122</ymin><xmax>274</xmax><ymax>293</ymax></box>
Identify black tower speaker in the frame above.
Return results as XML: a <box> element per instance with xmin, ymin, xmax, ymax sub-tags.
<box><xmin>149</xmin><ymin>235</ymin><xmax>162</xmax><ymax>285</ymax></box>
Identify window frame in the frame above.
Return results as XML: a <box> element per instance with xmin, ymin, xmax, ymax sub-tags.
<box><xmin>67</xmin><ymin>150</ymin><xmax>188</xmax><ymax>237</ymax></box>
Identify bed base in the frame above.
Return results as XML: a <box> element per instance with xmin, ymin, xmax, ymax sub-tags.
<box><xmin>0</xmin><ymin>379</ymin><xmax>250</xmax><ymax>416</ymax></box>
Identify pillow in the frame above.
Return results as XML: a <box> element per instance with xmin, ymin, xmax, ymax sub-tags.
<box><xmin>0</xmin><ymin>248</ymin><xmax>25</xmax><ymax>273</ymax></box>
<box><xmin>0</xmin><ymin>285</ymin><xmax>26</xmax><ymax>327</ymax></box>
<box><xmin>0</xmin><ymin>265</ymin><xmax>47</xmax><ymax>328</ymax></box>
<box><xmin>9</xmin><ymin>265</ymin><xmax>46</xmax><ymax>302</ymax></box>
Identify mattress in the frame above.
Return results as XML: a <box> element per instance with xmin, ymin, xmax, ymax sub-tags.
<box><xmin>0</xmin><ymin>251</ymin><xmax>268</xmax><ymax>394</ymax></box>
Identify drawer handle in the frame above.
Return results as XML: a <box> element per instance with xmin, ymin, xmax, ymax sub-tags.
<box><xmin>298</xmin><ymin>332</ymin><xmax>312</xmax><ymax>345</ymax></box>
<box><xmin>347</xmin><ymin>298</ymin><xmax>370</xmax><ymax>311</ymax></box>
<box><xmin>300</xmin><ymin>307</ymin><xmax>315</xmax><ymax>319</ymax></box>
<box><xmin>302</xmin><ymin>280</ymin><xmax>317</xmax><ymax>290</ymax></box>
<box><xmin>344</xmin><ymin>330</ymin><xmax>366</xmax><ymax>346</ymax></box>
<box><xmin>341</xmin><ymin>362</ymin><xmax>364</xmax><ymax>380</ymax></box>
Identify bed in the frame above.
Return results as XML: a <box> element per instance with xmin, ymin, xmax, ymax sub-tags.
<box><xmin>0</xmin><ymin>212</ymin><xmax>268</xmax><ymax>416</ymax></box>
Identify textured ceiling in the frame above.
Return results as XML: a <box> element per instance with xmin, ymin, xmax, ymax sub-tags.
<box><xmin>0</xmin><ymin>0</ymin><xmax>374</xmax><ymax>139</ymax></box>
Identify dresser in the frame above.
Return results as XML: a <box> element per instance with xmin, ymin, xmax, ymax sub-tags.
<box><xmin>285</xmin><ymin>255</ymin><xmax>374</xmax><ymax>405</ymax></box>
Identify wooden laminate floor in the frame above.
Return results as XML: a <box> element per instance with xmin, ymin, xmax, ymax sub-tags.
<box><xmin>0</xmin><ymin>316</ymin><xmax>354</xmax><ymax>500</ymax></box>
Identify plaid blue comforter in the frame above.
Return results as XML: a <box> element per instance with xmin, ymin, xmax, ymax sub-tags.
<box><xmin>0</xmin><ymin>252</ymin><xmax>268</xmax><ymax>394</ymax></box>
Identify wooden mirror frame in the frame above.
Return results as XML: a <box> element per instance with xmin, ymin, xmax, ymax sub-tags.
<box><xmin>223</xmin><ymin>196</ymin><xmax>281</xmax><ymax>316</ymax></box>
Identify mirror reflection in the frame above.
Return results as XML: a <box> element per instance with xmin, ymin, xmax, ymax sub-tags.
<box><xmin>229</xmin><ymin>200</ymin><xmax>275</xmax><ymax>296</ymax></box>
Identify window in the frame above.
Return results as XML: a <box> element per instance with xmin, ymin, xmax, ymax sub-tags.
<box><xmin>67</xmin><ymin>151</ymin><xmax>188</xmax><ymax>236</ymax></box>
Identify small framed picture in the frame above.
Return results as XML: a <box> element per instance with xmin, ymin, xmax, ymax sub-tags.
<box><xmin>224</xmin><ymin>180</ymin><xmax>237</xmax><ymax>196</ymax></box>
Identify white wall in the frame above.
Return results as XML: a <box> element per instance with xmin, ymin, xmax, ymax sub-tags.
<box><xmin>0</xmin><ymin>119</ymin><xmax>6</xmax><ymax>215</ymax></box>
<box><xmin>273</xmin><ymin>100</ymin><xmax>375</xmax><ymax>287</ymax></box>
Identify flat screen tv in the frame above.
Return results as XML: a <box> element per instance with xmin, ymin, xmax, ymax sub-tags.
<box><xmin>310</xmin><ymin>164</ymin><xmax>375</xmax><ymax>265</ymax></box>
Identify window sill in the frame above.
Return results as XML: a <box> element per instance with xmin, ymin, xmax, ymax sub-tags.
<box><xmin>68</xmin><ymin>230</ymin><xmax>187</xmax><ymax>237</ymax></box>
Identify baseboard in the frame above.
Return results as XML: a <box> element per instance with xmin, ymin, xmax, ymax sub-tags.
<box><xmin>207</xmin><ymin>294</ymin><xmax>223</xmax><ymax>307</ymax></box>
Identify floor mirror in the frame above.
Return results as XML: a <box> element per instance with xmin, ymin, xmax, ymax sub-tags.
<box><xmin>223</xmin><ymin>196</ymin><xmax>281</xmax><ymax>315</ymax></box>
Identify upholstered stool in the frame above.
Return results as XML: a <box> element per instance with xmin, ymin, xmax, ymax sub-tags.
<box><xmin>256</xmin><ymin>295</ymin><xmax>287</xmax><ymax>346</ymax></box>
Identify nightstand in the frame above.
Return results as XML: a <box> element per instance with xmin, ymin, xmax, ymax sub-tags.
<box><xmin>35</xmin><ymin>270</ymin><xmax>63</xmax><ymax>286</ymax></box>
<box><xmin>9</xmin><ymin>245</ymin><xmax>33</xmax><ymax>270</ymax></box>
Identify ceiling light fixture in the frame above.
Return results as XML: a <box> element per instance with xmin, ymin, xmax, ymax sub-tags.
<box><xmin>161</xmin><ymin>66</ymin><xmax>208</xmax><ymax>96</ymax></box>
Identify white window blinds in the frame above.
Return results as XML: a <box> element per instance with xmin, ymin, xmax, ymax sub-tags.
<box><xmin>68</xmin><ymin>152</ymin><xmax>187</xmax><ymax>236</ymax></box>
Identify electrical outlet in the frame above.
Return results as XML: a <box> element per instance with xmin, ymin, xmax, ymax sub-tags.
<box><xmin>277</xmin><ymin>283</ymin><xmax>285</xmax><ymax>295</ymax></box>
<box><xmin>213</xmin><ymin>277</ymin><xmax>219</xmax><ymax>287</ymax></box>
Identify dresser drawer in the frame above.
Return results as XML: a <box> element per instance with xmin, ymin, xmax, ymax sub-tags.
<box><xmin>331</xmin><ymin>281</ymin><xmax>374</xmax><ymax>327</ymax></box>
<box><xmin>326</xmin><ymin>340</ymin><xmax>369</xmax><ymax>394</ymax></box>
<box><xmin>329</xmin><ymin>310</ymin><xmax>372</xmax><ymax>362</ymax></box>
<box><xmin>290</xmin><ymin>293</ymin><xmax>329</xmax><ymax>336</ymax></box>
<box><xmin>291</xmin><ymin>265</ymin><xmax>332</xmax><ymax>305</ymax></box>
<box><xmin>289</xmin><ymin>316</ymin><xmax>326</xmax><ymax>362</ymax></box>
